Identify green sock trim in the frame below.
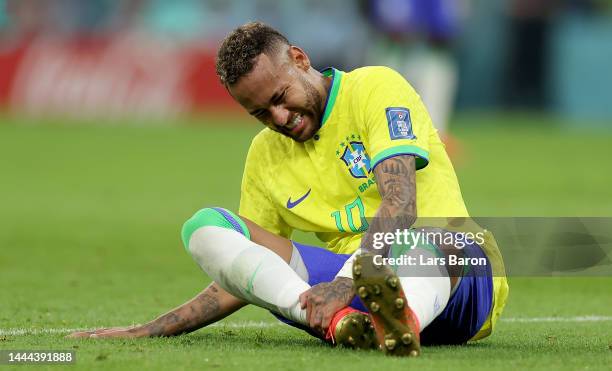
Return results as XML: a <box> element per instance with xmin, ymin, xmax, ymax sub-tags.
<box><xmin>246</xmin><ymin>261</ymin><xmax>264</xmax><ymax>295</ymax></box>
<box><xmin>181</xmin><ymin>207</ymin><xmax>251</xmax><ymax>250</ymax></box>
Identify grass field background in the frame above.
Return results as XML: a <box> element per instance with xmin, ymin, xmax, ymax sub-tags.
<box><xmin>1</xmin><ymin>113</ymin><xmax>611</xmax><ymax>370</ymax></box>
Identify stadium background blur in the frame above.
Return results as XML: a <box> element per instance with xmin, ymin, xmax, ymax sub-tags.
<box><xmin>1</xmin><ymin>0</ymin><xmax>612</xmax><ymax>120</ymax></box>
<box><xmin>1</xmin><ymin>1</ymin><xmax>611</xmax><ymax>370</ymax></box>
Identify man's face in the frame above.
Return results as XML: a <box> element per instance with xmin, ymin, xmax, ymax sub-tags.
<box><xmin>227</xmin><ymin>48</ymin><xmax>325</xmax><ymax>142</ymax></box>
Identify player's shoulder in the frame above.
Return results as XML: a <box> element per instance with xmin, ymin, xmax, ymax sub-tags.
<box><xmin>250</xmin><ymin>127</ymin><xmax>274</xmax><ymax>146</ymax></box>
<box><xmin>343</xmin><ymin>66</ymin><xmax>412</xmax><ymax>104</ymax></box>
<box><xmin>345</xmin><ymin>65</ymin><xmax>406</xmax><ymax>87</ymax></box>
<box><xmin>250</xmin><ymin>127</ymin><xmax>292</xmax><ymax>147</ymax></box>
<box><xmin>342</xmin><ymin>66</ymin><xmax>414</xmax><ymax>110</ymax></box>
<box><xmin>247</xmin><ymin>128</ymin><xmax>292</xmax><ymax>160</ymax></box>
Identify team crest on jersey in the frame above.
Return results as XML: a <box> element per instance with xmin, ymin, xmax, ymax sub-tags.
<box><xmin>386</xmin><ymin>107</ymin><xmax>416</xmax><ymax>140</ymax></box>
<box><xmin>337</xmin><ymin>137</ymin><xmax>372</xmax><ymax>179</ymax></box>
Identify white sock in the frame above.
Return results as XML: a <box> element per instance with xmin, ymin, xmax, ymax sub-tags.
<box><xmin>187</xmin><ymin>226</ymin><xmax>309</xmax><ymax>324</ymax></box>
<box><xmin>396</xmin><ymin>248</ymin><xmax>451</xmax><ymax>331</ymax></box>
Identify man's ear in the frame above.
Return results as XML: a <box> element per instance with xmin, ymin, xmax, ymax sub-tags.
<box><xmin>288</xmin><ymin>45</ymin><xmax>310</xmax><ymax>71</ymax></box>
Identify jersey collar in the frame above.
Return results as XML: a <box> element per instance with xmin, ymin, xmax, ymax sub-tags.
<box><xmin>320</xmin><ymin>67</ymin><xmax>343</xmax><ymax>128</ymax></box>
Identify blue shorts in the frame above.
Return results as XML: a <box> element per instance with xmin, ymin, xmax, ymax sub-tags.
<box><xmin>276</xmin><ymin>241</ymin><xmax>493</xmax><ymax>345</ymax></box>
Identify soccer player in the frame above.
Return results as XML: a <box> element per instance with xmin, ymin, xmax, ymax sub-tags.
<box><xmin>69</xmin><ymin>22</ymin><xmax>508</xmax><ymax>356</ymax></box>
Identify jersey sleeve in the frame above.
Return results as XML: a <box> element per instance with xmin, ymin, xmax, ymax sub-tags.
<box><xmin>357</xmin><ymin>67</ymin><xmax>433</xmax><ymax>170</ymax></box>
<box><xmin>239</xmin><ymin>136</ymin><xmax>293</xmax><ymax>238</ymax></box>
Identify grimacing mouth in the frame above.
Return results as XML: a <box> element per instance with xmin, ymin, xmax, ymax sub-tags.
<box><xmin>285</xmin><ymin>113</ymin><xmax>303</xmax><ymax>130</ymax></box>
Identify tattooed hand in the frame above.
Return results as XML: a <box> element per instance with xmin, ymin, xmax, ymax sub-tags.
<box><xmin>67</xmin><ymin>326</ymin><xmax>148</xmax><ymax>339</ymax></box>
<box><xmin>299</xmin><ymin>277</ymin><xmax>354</xmax><ymax>335</ymax></box>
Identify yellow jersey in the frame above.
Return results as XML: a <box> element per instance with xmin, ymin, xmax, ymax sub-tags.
<box><xmin>239</xmin><ymin>66</ymin><xmax>508</xmax><ymax>340</ymax></box>
<box><xmin>240</xmin><ymin>66</ymin><xmax>468</xmax><ymax>252</ymax></box>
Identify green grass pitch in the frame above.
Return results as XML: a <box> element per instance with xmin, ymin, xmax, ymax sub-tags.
<box><xmin>1</xmin><ymin>114</ymin><xmax>611</xmax><ymax>370</ymax></box>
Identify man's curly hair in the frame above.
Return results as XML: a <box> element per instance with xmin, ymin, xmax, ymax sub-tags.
<box><xmin>216</xmin><ymin>22</ymin><xmax>290</xmax><ymax>86</ymax></box>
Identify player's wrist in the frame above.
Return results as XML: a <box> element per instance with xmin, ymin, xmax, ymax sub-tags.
<box><xmin>330</xmin><ymin>276</ymin><xmax>356</xmax><ymax>305</ymax></box>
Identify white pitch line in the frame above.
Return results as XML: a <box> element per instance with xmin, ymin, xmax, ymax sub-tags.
<box><xmin>2</xmin><ymin>317</ymin><xmax>611</xmax><ymax>336</ymax></box>
<box><xmin>500</xmin><ymin>316</ymin><xmax>612</xmax><ymax>323</ymax></box>
<box><xmin>0</xmin><ymin>328</ymin><xmax>84</xmax><ymax>336</ymax></box>
<box><xmin>211</xmin><ymin>321</ymin><xmax>282</xmax><ymax>328</ymax></box>
<box><xmin>0</xmin><ymin>321</ymin><xmax>281</xmax><ymax>336</ymax></box>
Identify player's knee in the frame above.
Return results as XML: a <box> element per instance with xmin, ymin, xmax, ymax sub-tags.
<box><xmin>181</xmin><ymin>207</ymin><xmax>251</xmax><ymax>250</ymax></box>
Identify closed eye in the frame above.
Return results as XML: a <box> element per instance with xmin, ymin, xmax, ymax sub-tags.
<box><xmin>250</xmin><ymin>87</ymin><xmax>287</xmax><ymax>119</ymax></box>
<box><xmin>272</xmin><ymin>90</ymin><xmax>286</xmax><ymax>105</ymax></box>
<box><xmin>251</xmin><ymin>109</ymin><xmax>265</xmax><ymax>119</ymax></box>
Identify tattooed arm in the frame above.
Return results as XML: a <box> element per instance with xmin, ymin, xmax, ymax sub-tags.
<box><xmin>360</xmin><ymin>155</ymin><xmax>417</xmax><ymax>256</ymax></box>
<box><xmin>296</xmin><ymin>156</ymin><xmax>416</xmax><ymax>333</ymax></box>
<box><xmin>67</xmin><ymin>282</ymin><xmax>246</xmax><ymax>338</ymax></box>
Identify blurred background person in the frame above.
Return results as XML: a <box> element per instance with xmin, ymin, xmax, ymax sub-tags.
<box><xmin>360</xmin><ymin>0</ymin><xmax>469</xmax><ymax>151</ymax></box>
<box><xmin>504</xmin><ymin>0</ymin><xmax>561</xmax><ymax>109</ymax></box>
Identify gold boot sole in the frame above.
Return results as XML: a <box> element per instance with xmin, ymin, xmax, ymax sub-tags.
<box><xmin>352</xmin><ymin>254</ymin><xmax>421</xmax><ymax>357</ymax></box>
